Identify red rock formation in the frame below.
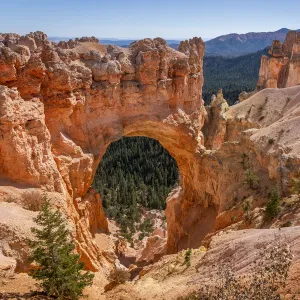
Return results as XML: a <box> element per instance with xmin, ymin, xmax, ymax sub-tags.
<box><xmin>257</xmin><ymin>30</ymin><xmax>300</xmax><ymax>89</ymax></box>
<box><xmin>0</xmin><ymin>31</ymin><xmax>206</xmax><ymax>269</ymax></box>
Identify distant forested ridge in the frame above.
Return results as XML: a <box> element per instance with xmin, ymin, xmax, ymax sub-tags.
<box><xmin>205</xmin><ymin>28</ymin><xmax>299</xmax><ymax>57</ymax></box>
<box><xmin>202</xmin><ymin>47</ymin><xmax>270</xmax><ymax>105</ymax></box>
<box><xmin>92</xmin><ymin>137</ymin><xmax>178</xmax><ymax>230</ymax></box>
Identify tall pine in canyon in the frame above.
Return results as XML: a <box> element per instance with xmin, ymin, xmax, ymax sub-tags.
<box><xmin>28</xmin><ymin>200</ymin><xmax>94</xmax><ymax>300</ymax></box>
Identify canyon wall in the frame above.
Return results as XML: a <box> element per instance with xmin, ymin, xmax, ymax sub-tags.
<box><xmin>257</xmin><ymin>30</ymin><xmax>300</xmax><ymax>89</ymax></box>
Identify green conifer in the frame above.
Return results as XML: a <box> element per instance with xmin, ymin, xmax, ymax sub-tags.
<box><xmin>28</xmin><ymin>200</ymin><xmax>94</xmax><ymax>299</ymax></box>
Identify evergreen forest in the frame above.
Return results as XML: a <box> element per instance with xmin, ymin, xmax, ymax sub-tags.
<box><xmin>92</xmin><ymin>137</ymin><xmax>178</xmax><ymax>233</ymax></box>
<box><xmin>203</xmin><ymin>47</ymin><xmax>269</xmax><ymax>105</ymax></box>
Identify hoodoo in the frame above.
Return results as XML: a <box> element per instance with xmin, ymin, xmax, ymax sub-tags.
<box><xmin>257</xmin><ymin>30</ymin><xmax>300</xmax><ymax>89</ymax></box>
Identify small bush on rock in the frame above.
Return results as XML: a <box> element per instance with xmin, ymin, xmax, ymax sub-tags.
<box><xmin>138</xmin><ymin>218</ymin><xmax>154</xmax><ymax>240</ymax></box>
<box><xmin>290</xmin><ymin>173</ymin><xmax>300</xmax><ymax>195</ymax></box>
<box><xmin>184</xmin><ymin>249</ymin><xmax>192</xmax><ymax>267</ymax></box>
<box><xmin>109</xmin><ymin>268</ymin><xmax>130</xmax><ymax>284</ymax></box>
<box><xmin>22</xmin><ymin>190</ymin><xmax>45</xmax><ymax>211</ymax></box>
<box><xmin>265</xmin><ymin>188</ymin><xmax>281</xmax><ymax>220</ymax></box>
<box><xmin>243</xmin><ymin>168</ymin><xmax>259</xmax><ymax>189</ymax></box>
<box><xmin>243</xmin><ymin>200</ymin><xmax>251</xmax><ymax>221</ymax></box>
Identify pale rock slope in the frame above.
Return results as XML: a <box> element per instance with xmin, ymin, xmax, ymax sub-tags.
<box><xmin>103</xmin><ymin>227</ymin><xmax>300</xmax><ymax>300</ymax></box>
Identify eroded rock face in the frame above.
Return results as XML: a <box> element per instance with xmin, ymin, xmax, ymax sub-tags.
<box><xmin>0</xmin><ymin>31</ymin><xmax>206</xmax><ymax>269</ymax></box>
<box><xmin>257</xmin><ymin>30</ymin><xmax>300</xmax><ymax>89</ymax></box>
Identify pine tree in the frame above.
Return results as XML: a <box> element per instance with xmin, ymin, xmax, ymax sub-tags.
<box><xmin>265</xmin><ymin>188</ymin><xmax>282</xmax><ymax>220</ymax></box>
<box><xmin>28</xmin><ymin>200</ymin><xmax>94</xmax><ymax>299</ymax></box>
<box><xmin>184</xmin><ymin>249</ymin><xmax>192</xmax><ymax>267</ymax></box>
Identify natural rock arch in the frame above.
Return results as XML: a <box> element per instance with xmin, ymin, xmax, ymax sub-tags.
<box><xmin>0</xmin><ymin>32</ymin><xmax>219</xmax><ymax>270</ymax></box>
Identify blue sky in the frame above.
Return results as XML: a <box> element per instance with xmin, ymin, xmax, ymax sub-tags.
<box><xmin>1</xmin><ymin>0</ymin><xmax>299</xmax><ymax>39</ymax></box>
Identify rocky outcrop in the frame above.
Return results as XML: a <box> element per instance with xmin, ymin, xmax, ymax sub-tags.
<box><xmin>0</xmin><ymin>86</ymin><xmax>63</xmax><ymax>191</ymax></box>
<box><xmin>0</xmin><ymin>31</ymin><xmax>206</xmax><ymax>270</ymax></box>
<box><xmin>76</xmin><ymin>188</ymin><xmax>108</xmax><ymax>236</ymax></box>
<box><xmin>203</xmin><ymin>89</ymin><xmax>229</xmax><ymax>149</ymax></box>
<box><xmin>0</xmin><ymin>202</ymin><xmax>36</xmax><ymax>273</ymax></box>
<box><xmin>257</xmin><ymin>30</ymin><xmax>300</xmax><ymax>89</ymax></box>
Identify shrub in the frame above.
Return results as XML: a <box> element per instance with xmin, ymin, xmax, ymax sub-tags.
<box><xmin>239</xmin><ymin>153</ymin><xmax>249</xmax><ymax>170</ymax></box>
<box><xmin>138</xmin><ymin>217</ymin><xmax>154</xmax><ymax>240</ymax></box>
<box><xmin>231</xmin><ymin>216</ymin><xmax>237</xmax><ymax>222</ymax></box>
<box><xmin>109</xmin><ymin>268</ymin><xmax>130</xmax><ymax>284</ymax></box>
<box><xmin>280</xmin><ymin>221</ymin><xmax>292</xmax><ymax>228</ymax></box>
<box><xmin>139</xmin><ymin>218</ymin><xmax>154</xmax><ymax>234</ymax></box>
<box><xmin>243</xmin><ymin>200</ymin><xmax>250</xmax><ymax>220</ymax></box>
<box><xmin>120</xmin><ymin>224</ymin><xmax>133</xmax><ymax>242</ymax></box>
<box><xmin>290</xmin><ymin>173</ymin><xmax>300</xmax><ymax>195</ymax></box>
<box><xmin>184</xmin><ymin>249</ymin><xmax>192</xmax><ymax>267</ymax></box>
<box><xmin>22</xmin><ymin>190</ymin><xmax>45</xmax><ymax>211</ymax></box>
<box><xmin>268</xmin><ymin>138</ymin><xmax>275</xmax><ymax>145</ymax></box>
<box><xmin>265</xmin><ymin>188</ymin><xmax>282</xmax><ymax>220</ymax></box>
<box><xmin>28</xmin><ymin>200</ymin><xmax>94</xmax><ymax>299</ymax></box>
<box><xmin>243</xmin><ymin>168</ymin><xmax>259</xmax><ymax>189</ymax></box>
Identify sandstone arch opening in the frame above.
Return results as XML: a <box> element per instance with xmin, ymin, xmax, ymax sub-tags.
<box><xmin>92</xmin><ymin>136</ymin><xmax>179</xmax><ymax>264</ymax></box>
<box><xmin>93</xmin><ymin>136</ymin><xmax>179</xmax><ymax>215</ymax></box>
<box><xmin>85</xmin><ymin>117</ymin><xmax>218</xmax><ymax>259</ymax></box>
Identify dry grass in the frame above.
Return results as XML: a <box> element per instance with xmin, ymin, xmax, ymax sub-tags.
<box><xmin>3</xmin><ymin>190</ymin><xmax>45</xmax><ymax>211</ymax></box>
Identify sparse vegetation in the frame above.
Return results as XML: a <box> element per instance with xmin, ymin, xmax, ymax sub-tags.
<box><xmin>28</xmin><ymin>200</ymin><xmax>94</xmax><ymax>300</ymax></box>
<box><xmin>5</xmin><ymin>190</ymin><xmax>45</xmax><ymax>211</ymax></box>
<box><xmin>178</xmin><ymin>241</ymin><xmax>294</xmax><ymax>300</ymax></box>
<box><xmin>243</xmin><ymin>168</ymin><xmax>259</xmax><ymax>189</ymax></box>
<box><xmin>240</xmin><ymin>153</ymin><xmax>250</xmax><ymax>170</ymax></box>
<box><xmin>243</xmin><ymin>200</ymin><xmax>251</xmax><ymax>221</ymax></box>
<box><xmin>280</xmin><ymin>221</ymin><xmax>292</xmax><ymax>228</ymax></box>
<box><xmin>138</xmin><ymin>218</ymin><xmax>154</xmax><ymax>240</ymax></box>
<box><xmin>108</xmin><ymin>268</ymin><xmax>130</xmax><ymax>284</ymax></box>
<box><xmin>268</xmin><ymin>138</ymin><xmax>275</xmax><ymax>145</ymax></box>
<box><xmin>265</xmin><ymin>188</ymin><xmax>282</xmax><ymax>220</ymax></box>
<box><xmin>290</xmin><ymin>173</ymin><xmax>300</xmax><ymax>195</ymax></box>
<box><xmin>184</xmin><ymin>249</ymin><xmax>192</xmax><ymax>267</ymax></box>
<box><xmin>230</xmin><ymin>216</ymin><xmax>237</xmax><ymax>222</ymax></box>
<box><xmin>22</xmin><ymin>190</ymin><xmax>46</xmax><ymax>211</ymax></box>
